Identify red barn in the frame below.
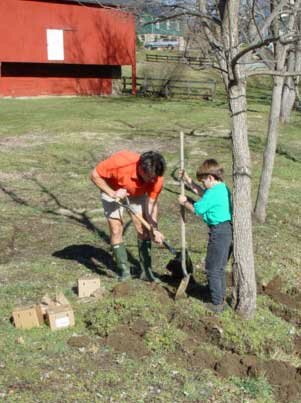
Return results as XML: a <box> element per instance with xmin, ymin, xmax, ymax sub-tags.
<box><xmin>0</xmin><ymin>0</ymin><xmax>136</xmax><ymax>97</ymax></box>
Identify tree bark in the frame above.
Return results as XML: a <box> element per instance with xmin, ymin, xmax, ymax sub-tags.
<box><xmin>280</xmin><ymin>50</ymin><xmax>297</xmax><ymax>123</ymax></box>
<box><xmin>280</xmin><ymin>4</ymin><xmax>301</xmax><ymax>123</ymax></box>
<box><xmin>254</xmin><ymin>75</ymin><xmax>284</xmax><ymax>223</ymax></box>
<box><xmin>229</xmin><ymin>83</ymin><xmax>257</xmax><ymax>318</ymax></box>
<box><xmin>217</xmin><ymin>0</ymin><xmax>257</xmax><ymax>318</ymax></box>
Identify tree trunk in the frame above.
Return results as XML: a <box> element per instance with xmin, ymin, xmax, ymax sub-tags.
<box><xmin>254</xmin><ymin>76</ymin><xmax>284</xmax><ymax>223</ymax></box>
<box><xmin>280</xmin><ymin>50</ymin><xmax>296</xmax><ymax>123</ymax></box>
<box><xmin>280</xmin><ymin>8</ymin><xmax>301</xmax><ymax>123</ymax></box>
<box><xmin>229</xmin><ymin>83</ymin><xmax>257</xmax><ymax>319</ymax></box>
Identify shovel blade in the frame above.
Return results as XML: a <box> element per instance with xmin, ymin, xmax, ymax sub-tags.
<box><xmin>175</xmin><ymin>274</ymin><xmax>191</xmax><ymax>299</ymax></box>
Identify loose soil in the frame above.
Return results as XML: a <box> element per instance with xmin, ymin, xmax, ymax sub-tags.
<box><xmin>262</xmin><ymin>276</ymin><xmax>301</xmax><ymax>332</ymax></box>
<box><xmin>84</xmin><ymin>276</ymin><xmax>301</xmax><ymax>402</ymax></box>
<box><xmin>99</xmin><ymin>324</ymin><xmax>150</xmax><ymax>359</ymax></box>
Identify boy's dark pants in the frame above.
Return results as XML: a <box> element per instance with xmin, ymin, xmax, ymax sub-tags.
<box><xmin>205</xmin><ymin>221</ymin><xmax>232</xmax><ymax>305</ymax></box>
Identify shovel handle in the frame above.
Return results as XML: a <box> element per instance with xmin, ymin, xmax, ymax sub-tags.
<box><xmin>163</xmin><ymin>240</ymin><xmax>177</xmax><ymax>256</ymax></box>
<box><xmin>116</xmin><ymin>198</ymin><xmax>176</xmax><ymax>255</ymax></box>
<box><xmin>133</xmin><ymin>213</ymin><xmax>177</xmax><ymax>255</ymax></box>
<box><xmin>180</xmin><ymin>131</ymin><xmax>188</xmax><ymax>277</ymax></box>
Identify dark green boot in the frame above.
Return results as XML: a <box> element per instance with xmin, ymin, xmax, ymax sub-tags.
<box><xmin>112</xmin><ymin>243</ymin><xmax>131</xmax><ymax>281</ymax></box>
<box><xmin>138</xmin><ymin>239</ymin><xmax>160</xmax><ymax>283</ymax></box>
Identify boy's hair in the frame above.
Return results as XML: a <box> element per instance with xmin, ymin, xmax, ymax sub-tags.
<box><xmin>139</xmin><ymin>151</ymin><xmax>166</xmax><ymax>177</ymax></box>
<box><xmin>196</xmin><ymin>159</ymin><xmax>224</xmax><ymax>181</ymax></box>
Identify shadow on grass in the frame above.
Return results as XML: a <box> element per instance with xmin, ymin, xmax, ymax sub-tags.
<box><xmin>159</xmin><ymin>273</ymin><xmax>211</xmax><ymax>302</ymax></box>
<box><xmin>0</xmin><ymin>177</ymin><xmax>140</xmax><ymax>277</ymax></box>
<box><xmin>53</xmin><ymin>244</ymin><xmax>116</xmax><ymax>277</ymax></box>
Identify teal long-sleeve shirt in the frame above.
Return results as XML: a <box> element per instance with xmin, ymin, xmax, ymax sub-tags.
<box><xmin>193</xmin><ymin>183</ymin><xmax>232</xmax><ymax>226</ymax></box>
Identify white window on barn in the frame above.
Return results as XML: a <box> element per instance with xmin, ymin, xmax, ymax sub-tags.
<box><xmin>46</xmin><ymin>29</ymin><xmax>64</xmax><ymax>61</ymax></box>
<box><xmin>156</xmin><ymin>22</ymin><xmax>160</xmax><ymax>29</ymax></box>
<box><xmin>166</xmin><ymin>20</ymin><xmax>170</xmax><ymax>30</ymax></box>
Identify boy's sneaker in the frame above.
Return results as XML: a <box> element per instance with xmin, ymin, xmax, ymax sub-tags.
<box><xmin>204</xmin><ymin>302</ymin><xmax>224</xmax><ymax>314</ymax></box>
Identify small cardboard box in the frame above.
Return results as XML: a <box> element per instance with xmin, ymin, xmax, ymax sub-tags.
<box><xmin>46</xmin><ymin>305</ymin><xmax>75</xmax><ymax>331</ymax></box>
<box><xmin>78</xmin><ymin>276</ymin><xmax>101</xmax><ymax>298</ymax></box>
<box><xmin>55</xmin><ymin>292</ymin><xmax>71</xmax><ymax>306</ymax></box>
<box><xmin>13</xmin><ymin>305</ymin><xmax>44</xmax><ymax>329</ymax></box>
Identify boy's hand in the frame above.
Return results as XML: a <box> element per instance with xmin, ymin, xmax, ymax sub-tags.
<box><xmin>178</xmin><ymin>195</ymin><xmax>187</xmax><ymax>205</ymax></box>
<box><xmin>178</xmin><ymin>169</ymin><xmax>192</xmax><ymax>185</ymax></box>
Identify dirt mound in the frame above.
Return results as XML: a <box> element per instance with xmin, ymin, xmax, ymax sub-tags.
<box><xmin>167</xmin><ymin>344</ymin><xmax>217</xmax><ymax>371</ymax></box>
<box><xmin>263</xmin><ymin>276</ymin><xmax>301</xmax><ymax>310</ymax></box>
<box><xmin>262</xmin><ymin>276</ymin><xmax>301</xmax><ymax>331</ymax></box>
<box><xmin>172</xmin><ymin>311</ymin><xmax>223</xmax><ymax>346</ymax></box>
<box><xmin>149</xmin><ymin>283</ymin><xmax>172</xmax><ymax>305</ymax></box>
<box><xmin>258</xmin><ymin>359</ymin><xmax>301</xmax><ymax>402</ymax></box>
<box><xmin>100</xmin><ymin>324</ymin><xmax>149</xmax><ymax>359</ymax></box>
<box><xmin>166</xmin><ymin>303</ymin><xmax>301</xmax><ymax>403</ymax></box>
<box><xmin>111</xmin><ymin>282</ymin><xmax>136</xmax><ymax>298</ymax></box>
<box><xmin>67</xmin><ymin>336</ymin><xmax>92</xmax><ymax>348</ymax></box>
<box><xmin>129</xmin><ymin>318</ymin><xmax>150</xmax><ymax>337</ymax></box>
<box><xmin>215</xmin><ymin>352</ymin><xmax>247</xmax><ymax>378</ymax></box>
<box><xmin>219</xmin><ymin>354</ymin><xmax>301</xmax><ymax>402</ymax></box>
<box><xmin>169</xmin><ymin>339</ymin><xmax>301</xmax><ymax>402</ymax></box>
<box><xmin>89</xmin><ymin>279</ymin><xmax>301</xmax><ymax>401</ymax></box>
<box><xmin>268</xmin><ymin>304</ymin><xmax>301</xmax><ymax>327</ymax></box>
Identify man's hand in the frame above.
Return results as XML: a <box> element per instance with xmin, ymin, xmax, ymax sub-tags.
<box><xmin>151</xmin><ymin>228</ymin><xmax>165</xmax><ymax>245</ymax></box>
<box><xmin>114</xmin><ymin>188</ymin><xmax>128</xmax><ymax>199</ymax></box>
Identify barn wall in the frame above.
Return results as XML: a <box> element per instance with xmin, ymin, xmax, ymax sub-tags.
<box><xmin>0</xmin><ymin>0</ymin><xmax>135</xmax><ymax>65</ymax></box>
<box><xmin>0</xmin><ymin>76</ymin><xmax>112</xmax><ymax>97</ymax></box>
<box><xmin>0</xmin><ymin>0</ymin><xmax>135</xmax><ymax>96</ymax></box>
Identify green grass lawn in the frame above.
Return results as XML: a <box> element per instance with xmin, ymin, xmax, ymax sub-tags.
<box><xmin>0</xmin><ymin>79</ymin><xmax>301</xmax><ymax>402</ymax></box>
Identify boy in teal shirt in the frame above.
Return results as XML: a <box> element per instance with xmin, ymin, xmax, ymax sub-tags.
<box><xmin>179</xmin><ymin>159</ymin><xmax>232</xmax><ymax>313</ymax></box>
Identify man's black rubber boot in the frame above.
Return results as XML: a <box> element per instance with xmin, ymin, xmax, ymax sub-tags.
<box><xmin>138</xmin><ymin>239</ymin><xmax>160</xmax><ymax>283</ymax></box>
<box><xmin>112</xmin><ymin>243</ymin><xmax>131</xmax><ymax>281</ymax></box>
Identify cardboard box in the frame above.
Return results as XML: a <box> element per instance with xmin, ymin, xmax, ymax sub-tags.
<box><xmin>78</xmin><ymin>276</ymin><xmax>101</xmax><ymax>298</ymax></box>
<box><xmin>13</xmin><ymin>305</ymin><xmax>44</xmax><ymax>329</ymax></box>
<box><xmin>40</xmin><ymin>293</ymin><xmax>56</xmax><ymax>315</ymax></box>
<box><xmin>46</xmin><ymin>305</ymin><xmax>75</xmax><ymax>331</ymax></box>
<box><xmin>55</xmin><ymin>292</ymin><xmax>71</xmax><ymax>306</ymax></box>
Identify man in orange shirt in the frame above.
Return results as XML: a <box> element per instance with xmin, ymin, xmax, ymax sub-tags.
<box><xmin>90</xmin><ymin>150</ymin><xmax>166</xmax><ymax>281</ymax></box>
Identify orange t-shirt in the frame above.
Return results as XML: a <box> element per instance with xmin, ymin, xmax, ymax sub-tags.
<box><xmin>96</xmin><ymin>150</ymin><xmax>163</xmax><ymax>199</ymax></box>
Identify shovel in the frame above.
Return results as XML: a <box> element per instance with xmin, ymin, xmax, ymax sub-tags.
<box><xmin>175</xmin><ymin>131</ymin><xmax>192</xmax><ymax>299</ymax></box>
<box><xmin>116</xmin><ymin>197</ymin><xmax>177</xmax><ymax>256</ymax></box>
<box><xmin>117</xmin><ymin>197</ymin><xmax>193</xmax><ymax>284</ymax></box>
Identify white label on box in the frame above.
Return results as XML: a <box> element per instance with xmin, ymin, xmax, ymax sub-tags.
<box><xmin>55</xmin><ymin>316</ymin><xmax>70</xmax><ymax>328</ymax></box>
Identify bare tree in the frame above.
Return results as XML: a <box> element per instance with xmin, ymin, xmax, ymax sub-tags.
<box><xmin>280</xmin><ymin>10</ymin><xmax>301</xmax><ymax>122</ymax></box>
<box><xmin>152</xmin><ymin>0</ymin><xmax>301</xmax><ymax>318</ymax></box>
<box><xmin>252</xmin><ymin>0</ymin><xmax>301</xmax><ymax>223</ymax></box>
<box><xmin>166</xmin><ymin>0</ymin><xmax>257</xmax><ymax>318</ymax></box>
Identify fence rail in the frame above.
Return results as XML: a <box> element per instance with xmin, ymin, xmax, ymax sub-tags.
<box><xmin>145</xmin><ymin>54</ymin><xmax>212</xmax><ymax>67</ymax></box>
<box><xmin>122</xmin><ymin>76</ymin><xmax>216</xmax><ymax>99</ymax></box>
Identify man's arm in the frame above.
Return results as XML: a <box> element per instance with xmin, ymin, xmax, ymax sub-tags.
<box><xmin>90</xmin><ymin>168</ymin><xmax>127</xmax><ymax>199</ymax></box>
<box><xmin>145</xmin><ymin>197</ymin><xmax>158</xmax><ymax>227</ymax></box>
<box><xmin>144</xmin><ymin>197</ymin><xmax>164</xmax><ymax>244</ymax></box>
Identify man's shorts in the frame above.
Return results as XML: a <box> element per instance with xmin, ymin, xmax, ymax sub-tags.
<box><xmin>101</xmin><ymin>193</ymin><xmax>146</xmax><ymax>219</ymax></box>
